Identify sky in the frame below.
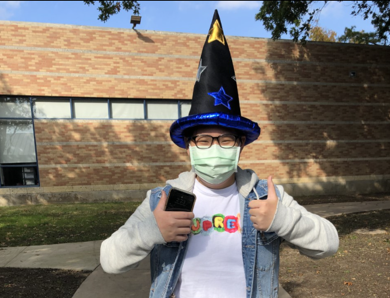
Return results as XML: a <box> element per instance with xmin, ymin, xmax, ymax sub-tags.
<box><xmin>0</xmin><ymin>1</ymin><xmax>376</xmax><ymax>40</ymax></box>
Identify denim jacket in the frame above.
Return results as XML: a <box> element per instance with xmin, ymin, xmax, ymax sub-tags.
<box><xmin>148</xmin><ymin>180</ymin><xmax>282</xmax><ymax>298</ymax></box>
<box><xmin>100</xmin><ymin>169</ymin><xmax>339</xmax><ymax>298</ymax></box>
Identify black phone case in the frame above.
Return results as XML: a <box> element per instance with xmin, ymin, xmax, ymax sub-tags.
<box><xmin>165</xmin><ymin>187</ymin><xmax>196</xmax><ymax>212</ymax></box>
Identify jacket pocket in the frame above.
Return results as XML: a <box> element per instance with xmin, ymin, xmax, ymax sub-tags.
<box><xmin>257</xmin><ymin>231</ymin><xmax>279</xmax><ymax>246</ymax></box>
<box><xmin>255</xmin><ymin>231</ymin><xmax>280</xmax><ymax>272</ymax></box>
<box><xmin>163</xmin><ymin>241</ymin><xmax>181</xmax><ymax>248</ymax></box>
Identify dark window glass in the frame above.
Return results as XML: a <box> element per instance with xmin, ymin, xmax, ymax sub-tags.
<box><xmin>0</xmin><ymin>166</ymin><xmax>38</xmax><ymax>187</ymax></box>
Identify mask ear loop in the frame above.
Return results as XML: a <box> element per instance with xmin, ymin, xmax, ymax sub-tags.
<box><xmin>233</xmin><ymin>146</ymin><xmax>240</xmax><ymax>173</ymax></box>
<box><xmin>189</xmin><ymin>146</ymin><xmax>195</xmax><ymax>172</ymax></box>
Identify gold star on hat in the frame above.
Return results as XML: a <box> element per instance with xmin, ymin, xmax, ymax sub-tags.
<box><xmin>208</xmin><ymin>19</ymin><xmax>225</xmax><ymax>45</ymax></box>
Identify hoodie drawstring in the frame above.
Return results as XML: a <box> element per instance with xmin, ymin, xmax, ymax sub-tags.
<box><xmin>252</xmin><ymin>186</ymin><xmax>267</xmax><ymax>241</ymax></box>
<box><xmin>253</xmin><ymin>187</ymin><xmax>260</xmax><ymax>200</ymax></box>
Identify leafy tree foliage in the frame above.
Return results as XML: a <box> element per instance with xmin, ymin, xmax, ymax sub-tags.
<box><xmin>352</xmin><ymin>1</ymin><xmax>390</xmax><ymax>43</ymax></box>
<box><xmin>256</xmin><ymin>1</ymin><xmax>390</xmax><ymax>45</ymax></box>
<box><xmin>84</xmin><ymin>0</ymin><xmax>389</xmax><ymax>46</ymax></box>
<box><xmin>255</xmin><ymin>1</ymin><xmax>316</xmax><ymax>43</ymax></box>
<box><xmin>339</xmin><ymin>26</ymin><xmax>385</xmax><ymax>45</ymax></box>
<box><xmin>309</xmin><ymin>24</ymin><xmax>386</xmax><ymax>45</ymax></box>
<box><xmin>84</xmin><ymin>1</ymin><xmax>140</xmax><ymax>22</ymax></box>
<box><xmin>309</xmin><ymin>25</ymin><xmax>337</xmax><ymax>42</ymax></box>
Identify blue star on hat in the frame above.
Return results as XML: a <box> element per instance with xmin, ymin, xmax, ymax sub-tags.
<box><xmin>208</xmin><ymin>86</ymin><xmax>233</xmax><ymax>110</ymax></box>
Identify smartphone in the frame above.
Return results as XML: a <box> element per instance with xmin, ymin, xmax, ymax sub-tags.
<box><xmin>165</xmin><ymin>187</ymin><xmax>196</xmax><ymax>212</ymax></box>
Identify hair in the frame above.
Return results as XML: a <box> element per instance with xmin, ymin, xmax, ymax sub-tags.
<box><xmin>183</xmin><ymin>127</ymin><xmax>196</xmax><ymax>148</ymax></box>
<box><xmin>183</xmin><ymin>127</ymin><xmax>197</xmax><ymax>139</ymax></box>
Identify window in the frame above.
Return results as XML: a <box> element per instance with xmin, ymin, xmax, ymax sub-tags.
<box><xmin>0</xmin><ymin>165</ymin><xmax>38</xmax><ymax>187</ymax></box>
<box><xmin>30</xmin><ymin>97</ymin><xmax>192</xmax><ymax>120</ymax></box>
<box><xmin>34</xmin><ymin>100</ymin><xmax>71</xmax><ymax>118</ymax></box>
<box><xmin>147</xmin><ymin>101</ymin><xmax>178</xmax><ymax>119</ymax></box>
<box><xmin>0</xmin><ymin>96</ymin><xmax>193</xmax><ymax>188</ymax></box>
<box><xmin>111</xmin><ymin>100</ymin><xmax>144</xmax><ymax>119</ymax></box>
<box><xmin>73</xmin><ymin>100</ymin><xmax>108</xmax><ymax>119</ymax></box>
<box><xmin>0</xmin><ymin>120</ymin><xmax>36</xmax><ymax>163</ymax></box>
<box><xmin>0</xmin><ymin>97</ymin><xmax>39</xmax><ymax>188</ymax></box>
<box><xmin>181</xmin><ymin>101</ymin><xmax>191</xmax><ymax>118</ymax></box>
<box><xmin>0</xmin><ymin>97</ymin><xmax>31</xmax><ymax>118</ymax></box>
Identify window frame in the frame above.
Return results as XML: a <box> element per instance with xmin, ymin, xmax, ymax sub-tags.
<box><xmin>0</xmin><ymin>96</ymin><xmax>192</xmax><ymax>188</ymax></box>
<box><xmin>0</xmin><ymin>163</ymin><xmax>39</xmax><ymax>187</ymax></box>
<box><xmin>33</xmin><ymin>97</ymin><xmax>72</xmax><ymax>119</ymax></box>
<box><xmin>72</xmin><ymin>98</ymin><xmax>110</xmax><ymax>120</ymax></box>
<box><xmin>0</xmin><ymin>96</ymin><xmax>40</xmax><ymax>188</ymax></box>
<box><xmin>146</xmin><ymin>100</ymin><xmax>181</xmax><ymax>120</ymax></box>
<box><xmin>31</xmin><ymin>96</ymin><xmax>191</xmax><ymax>121</ymax></box>
<box><xmin>110</xmin><ymin>99</ymin><xmax>146</xmax><ymax>120</ymax></box>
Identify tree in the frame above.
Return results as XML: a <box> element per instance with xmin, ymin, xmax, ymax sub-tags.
<box><xmin>338</xmin><ymin>26</ymin><xmax>385</xmax><ymax>45</ymax></box>
<box><xmin>309</xmin><ymin>25</ymin><xmax>337</xmax><ymax>42</ymax></box>
<box><xmin>256</xmin><ymin>1</ymin><xmax>390</xmax><ymax>45</ymax></box>
<box><xmin>84</xmin><ymin>0</ymin><xmax>389</xmax><ymax>46</ymax></box>
<box><xmin>308</xmin><ymin>24</ymin><xmax>385</xmax><ymax>45</ymax></box>
<box><xmin>84</xmin><ymin>1</ymin><xmax>140</xmax><ymax>22</ymax></box>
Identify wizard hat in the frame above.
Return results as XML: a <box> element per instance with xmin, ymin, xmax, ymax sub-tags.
<box><xmin>170</xmin><ymin>10</ymin><xmax>260</xmax><ymax>148</ymax></box>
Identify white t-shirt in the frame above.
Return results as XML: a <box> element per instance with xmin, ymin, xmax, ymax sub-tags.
<box><xmin>174</xmin><ymin>179</ymin><xmax>246</xmax><ymax>298</ymax></box>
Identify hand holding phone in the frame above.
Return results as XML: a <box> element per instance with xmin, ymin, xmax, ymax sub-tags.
<box><xmin>153</xmin><ymin>189</ymin><xmax>195</xmax><ymax>243</ymax></box>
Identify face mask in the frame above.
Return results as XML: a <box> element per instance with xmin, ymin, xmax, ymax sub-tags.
<box><xmin>189</xmin><ymin>145</ymin><xmax>241</xmax><ymax>185</ymax></box>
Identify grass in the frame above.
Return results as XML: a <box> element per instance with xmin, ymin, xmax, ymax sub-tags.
<box><xmin>0</xmin><ymin>202</ymin><xmax>142</xmax><ymax>247</ymax></box>
<box><xmin>2</xmin><ymin>192</ymin><xmax>390</xmax><ymax>247</ymax></box>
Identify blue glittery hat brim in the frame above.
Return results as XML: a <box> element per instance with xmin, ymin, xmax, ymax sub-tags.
<box><xmin>170</xmin><ymin>112</ymin><xmax>261</xmax><ymax>148</ymax></box>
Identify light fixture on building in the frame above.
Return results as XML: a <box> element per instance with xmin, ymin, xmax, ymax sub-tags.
<box><xmin>130</xmin><ymin>15</ymin><xmax>141</xmax><ymax>29</ymax></box>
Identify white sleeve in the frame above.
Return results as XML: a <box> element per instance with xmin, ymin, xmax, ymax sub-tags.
<box><xmin>100</xmin><ymin>191</ymin><xmax>166</xmax><ymax>274</ymax></box>
<box><xmin>266</xmin><ymin>185</ymin><xmax>339</xmax><ymax>259</ymax></box>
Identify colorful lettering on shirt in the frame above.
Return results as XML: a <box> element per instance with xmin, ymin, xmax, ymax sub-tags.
<box><xmin>236</xmin><ymin>213</ymin><xmax>242</xmax><ymax>233</ymax></box>
<box><xmin>224</xmin><ymin>215</ymin><xmax>239</xmax><ymax>233</ymax></box>
<box><xmin>201</xmin><ymin>216</ymin><xmax>213</xmax><ymax>236</ymax></box>
<box><xmin>213</xmin><ymin>214</ymin><xmax>225</xmax><ymax>232</ymax></box>
<box><xmin>191</xmin><ymin>218</ymin><xmax>201</xmax><ymax>235</ymax></box>
<box><xmin>190</xmin><ymin>213</ymin><xmax>241</xmax><ymax>235</ymax></box>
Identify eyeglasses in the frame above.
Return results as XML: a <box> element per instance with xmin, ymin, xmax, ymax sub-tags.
<box><xmin>190</xmin><ymin>134</ymin><xmax>241</xmax><ymax>149</ymax></box>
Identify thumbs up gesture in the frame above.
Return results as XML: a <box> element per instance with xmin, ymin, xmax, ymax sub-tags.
<box><xmin>153</xmin><ymin>190</ymin><xmax>194</xmax><ymax>243</ymax></box>
<box><xmin>248</xmin><ymin>176</ymin><xmax>279</xmax><ymax>232</ymax></box>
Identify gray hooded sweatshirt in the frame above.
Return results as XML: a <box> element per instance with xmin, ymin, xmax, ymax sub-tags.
<box><xmin>100</xmin><ymin>168</ymin><xmax>339</xmax><ymax>274</ymax></box>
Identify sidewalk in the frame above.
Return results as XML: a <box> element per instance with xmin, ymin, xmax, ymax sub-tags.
<box><xmin>0</xmin><ymin>241</ymin><xmax>101</xmax><ymax>271</ymax></box>
<box><xmin>1</xmin><ymin>200</ymin><xmax>390</xmax><ymax>298</ymax></box>
<box><xmin>304</xmin><ymin>200</ymin><xmax>390</xmax><ymax>218</ymax></box>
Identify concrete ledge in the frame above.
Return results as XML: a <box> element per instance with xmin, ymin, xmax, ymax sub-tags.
<box><xmin>1</xmin><ymin>176</ymin><xmax>389</xmax><ymax>206</ymax></box>
<box><xmin>281</xmin><ymin>177</ymin><xmax>390</xmax><ymax>197</ymax></box>
<box><xmin>0</xmin><ymin>189</ymin><xmax>149</xmax><ymax>206</ymax></box>
<box><xmin>0</xmin><ymin>183</ymin><xmax>160</xmax><ymax>195</ymax></box>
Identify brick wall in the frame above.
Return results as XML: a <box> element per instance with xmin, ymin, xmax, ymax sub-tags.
<box><xmin>0</xmin><ymin>21</ymin><xmax>389</xmax><ymax>203</ymax></box>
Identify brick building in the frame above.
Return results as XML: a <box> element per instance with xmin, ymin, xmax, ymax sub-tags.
<box><xmin>0</xmin><ymin>20</ymin><xmax>389</xmax><ymax>206</ymax></box>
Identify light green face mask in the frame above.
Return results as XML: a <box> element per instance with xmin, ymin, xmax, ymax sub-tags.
<box><xmin>189</xmin><ymin>145</ymin><xmax>241</xmax><ymax>185</ymax></box>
